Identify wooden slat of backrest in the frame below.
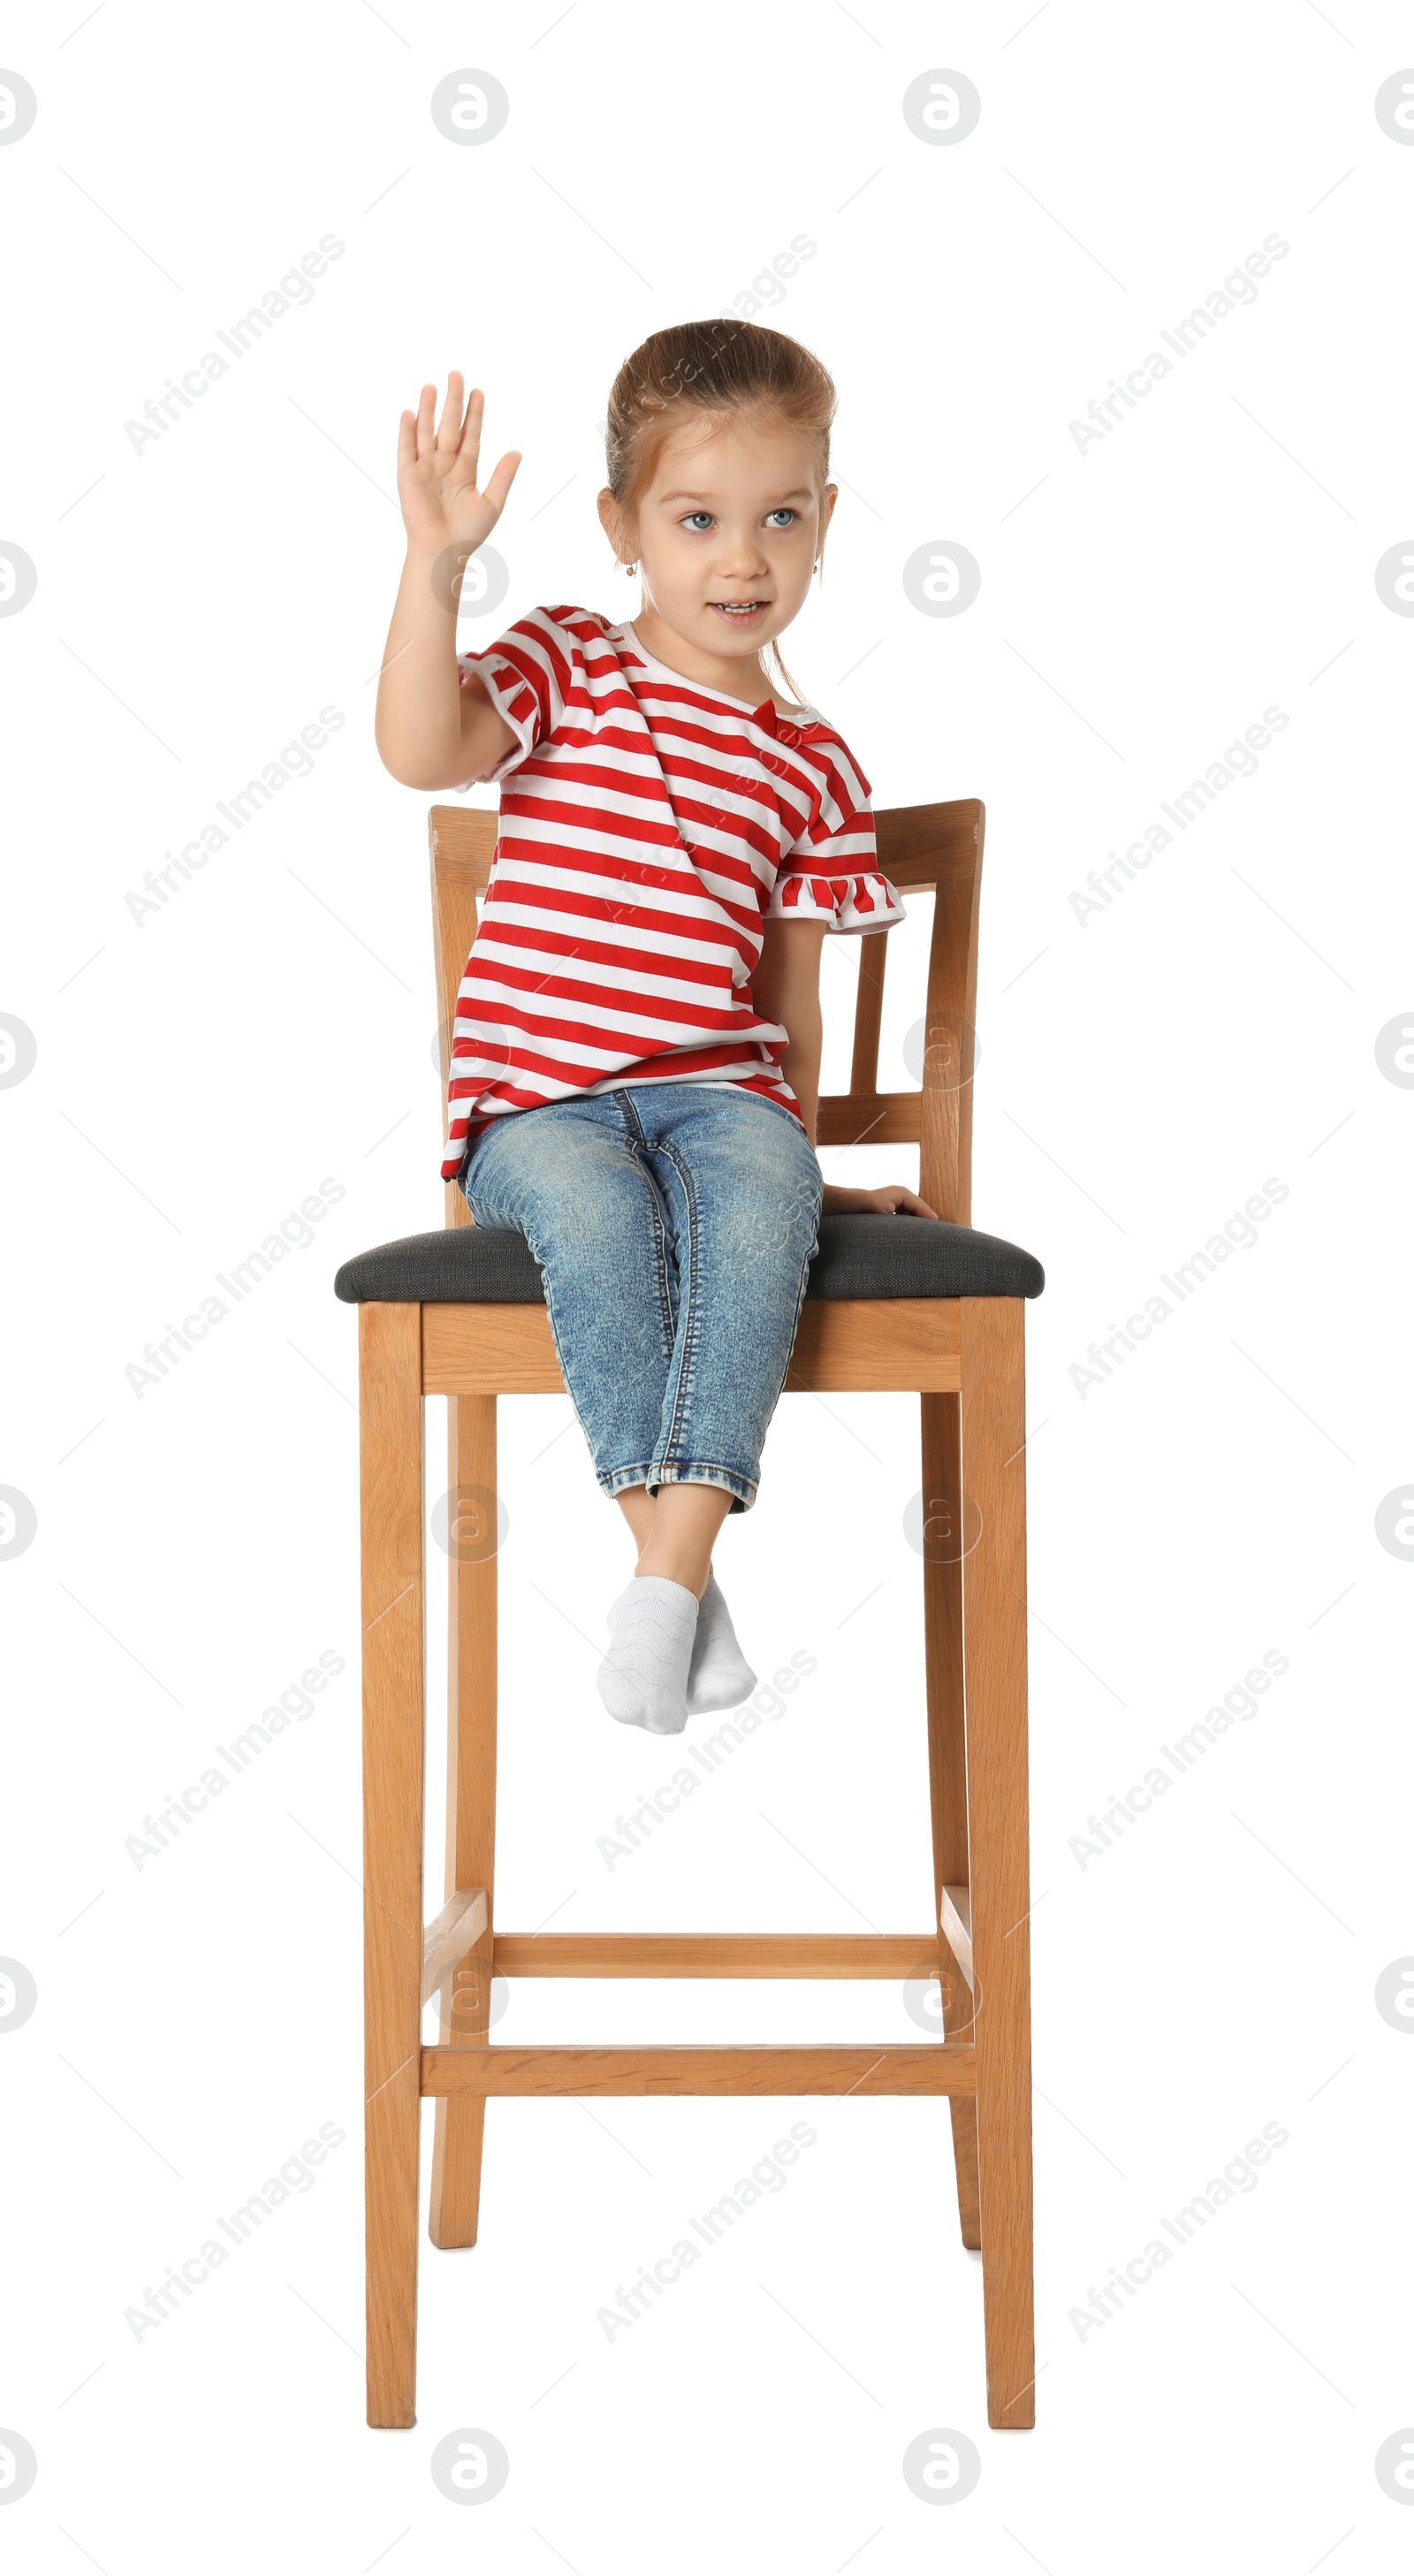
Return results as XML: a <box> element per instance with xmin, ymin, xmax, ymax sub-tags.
<box><xmin>430</xmin><ymin>807</ymin><xmax>499</xmax><ymax>1230</ymax></box>
<box><xmin>815</xmin><ymin>1094</ymin><xmax>921</xmax><ymax>1149</ymax></box>
<box><xmin>849</xmin><ymin>928</ymin><xmax>887</xmax><ymax>1096</ymax></box>
<box><xmin>875</xmin><ymin>798</ymin><xmax>984</xmax><ymax>887</ymax></box>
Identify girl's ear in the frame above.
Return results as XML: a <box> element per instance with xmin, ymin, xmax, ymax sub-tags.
<box><xmin>597</xmin><ymin>488</ymin><xmax>627</xmax><ymax>555</ymax></box>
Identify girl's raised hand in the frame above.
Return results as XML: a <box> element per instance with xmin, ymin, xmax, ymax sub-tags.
<box><xmin>396</xmin><ymin>373</ymin><xmax>521</xmax><ymax>559</ymax></box>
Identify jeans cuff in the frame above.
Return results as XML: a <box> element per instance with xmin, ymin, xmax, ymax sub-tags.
<box><xmin>598</xmin><ymin>1463</ymin><xmax>658</xmax><ymax>1499</ymax></box>
<box><xmin>645</xmin><ymin>1463</ymin><xmax>756</xmax><ymax>1515</ymax></box>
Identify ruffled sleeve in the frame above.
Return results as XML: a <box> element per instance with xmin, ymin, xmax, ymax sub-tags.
<box><xmin>762</xmin><ymin>718</ymin><xmax>906</xmax><ymax>935</ymax></box>
<box><xmin>765</xmin><ymin>867</ymin><xmax>908</xmax><ymax>933</ymax></box>
<box><xmin>454</xmin><ymin>604</ymin><xmax>581</xmax><ymax>786</ymax></box>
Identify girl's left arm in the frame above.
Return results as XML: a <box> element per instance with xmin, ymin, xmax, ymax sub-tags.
<box><xmin>752</xmin><ymin>922</ymin><xmax>939</xmax><ymax>1218</ymax></box>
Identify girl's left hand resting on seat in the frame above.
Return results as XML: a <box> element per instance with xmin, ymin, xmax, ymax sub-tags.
<box><xmin>823</xmin><ymin>1182</ymin><xmax>939</xmax><ymax>1218</ymax></box>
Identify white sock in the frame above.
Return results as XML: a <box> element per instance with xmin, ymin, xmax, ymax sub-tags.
<box><xmin>687</xmin><ymin>1570</ymin><xmax>756</xmax><ymax>1714</ymax></box>
<box><xmin>597</xmin><ymin>1576</ymin><xmax>698</xmax><ymax>1736</ymax></box>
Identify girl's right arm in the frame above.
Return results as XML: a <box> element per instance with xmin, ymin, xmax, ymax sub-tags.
<box><xmin>375</xmin><ymin>374</ymin><xmax>522</xmax><ymax>790</ymax></box>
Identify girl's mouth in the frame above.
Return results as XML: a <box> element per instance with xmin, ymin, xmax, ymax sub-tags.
<box><xmin>710</xmin><ymin>601</ymin><xmax>768</xmax><ymax>624</ymax></box>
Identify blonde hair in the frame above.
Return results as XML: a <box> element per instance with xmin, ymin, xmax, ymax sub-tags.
<box><xmin>604</xmin><ymin>318</ymin><xmax>837</xmax><ymax>710</ymax></box>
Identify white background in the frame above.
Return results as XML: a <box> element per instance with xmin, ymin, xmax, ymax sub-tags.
<box><xmin>4</xmin><ymin>0</ymin><xmax>1411</xmax><ymax>2565</ymax></box>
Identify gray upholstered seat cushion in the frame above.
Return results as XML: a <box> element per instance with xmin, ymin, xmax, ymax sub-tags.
<box><xmin>335</xmin><ymin>1212</ymin><xmax>1044</xmax><ymax>1304</ymax></box>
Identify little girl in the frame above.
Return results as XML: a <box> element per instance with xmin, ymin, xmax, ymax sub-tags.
<box><xmin>376</xmin><ymin>321</ymin><xmax>937</xmax><ymax>1738</ymax></box>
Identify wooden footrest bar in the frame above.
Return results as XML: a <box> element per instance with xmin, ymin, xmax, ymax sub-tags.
<box><xmin>421</xmin><ymin>2043</ymin><xmax>976</xmax><ymax>2098</ymax></box>
<box><xmin>490</xmin><ymin>1932</ymin><xmax>941</xmax><ymax>1979</ymax></box>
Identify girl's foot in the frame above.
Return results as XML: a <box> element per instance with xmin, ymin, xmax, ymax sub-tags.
<box><xmin>597</xmin><ymin>1576</ymin><xmax>697</xmax><ymax>1735</ymax></box>
<box><xmin>686</xmin><ymin>1570</ymin><xmax>756</xmax><ymax>1714</ymax></box>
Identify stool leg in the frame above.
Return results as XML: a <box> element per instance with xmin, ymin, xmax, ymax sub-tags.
<box><xmin>429</xmin><ymin>1393</ymin><xmax>498</xmax><ymax>2247</ymax></box>
<box><xmin>959</xmin><ymin>1297</ymin><xmax>1035</xmax><ymax>2430</ymax></box>
<box><xmin>360</xmin><ymin>1303</ymin><xmax>426</xmax><ymax>2429</ymax></box>
<box><xmin>921</xmin><ymin>1388</ymin><xmax>981</xmax><ymax>2249</ymax></box>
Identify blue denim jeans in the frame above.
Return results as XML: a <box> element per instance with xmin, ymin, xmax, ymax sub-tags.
<box><xmin>459</xmin><ymin>1083</ymin><xmax>824</xmax><ymax>1511</ymax></box>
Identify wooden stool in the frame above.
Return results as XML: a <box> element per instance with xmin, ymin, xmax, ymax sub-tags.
<box><xmin>335</xmin><ymin>796</ymin><xmax>1044</xmax><ymax>2431</ymax></box>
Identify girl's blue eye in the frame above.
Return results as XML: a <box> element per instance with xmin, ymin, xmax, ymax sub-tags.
<box><xmin>679</xmin><ymin>508</ymin><xmax>799</xmax><ymax>531</ymax></box>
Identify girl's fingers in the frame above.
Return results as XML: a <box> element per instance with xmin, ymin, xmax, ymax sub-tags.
<box><xmin>481</xmin><ymin>447</ymin><xmax>522</xmax><ymax>513</ymax></box>
<box><xmin>398</xmin><ymin>382</ymin><xmax>510</xmax><ymax>526</ymax></box>
<box><xmin>435</xmin><ymin>370</ymin><xmax>466</xmax><ymax>451</ymax></box>
<box><xmin>868</xmin><ymin>1186</ymin><xmax>935</xmax><ymax>1217</ymax></box>
<box><xmin>458</xmin><ymin>383</ymin><xmax>485</xmax><ymax>475</ymax></box>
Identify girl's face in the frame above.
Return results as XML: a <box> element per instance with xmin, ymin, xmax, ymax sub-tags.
<box><xmin>601</xmin><ymin>414</ymin><xmax>836</xmax><ymax>684</ymax></box>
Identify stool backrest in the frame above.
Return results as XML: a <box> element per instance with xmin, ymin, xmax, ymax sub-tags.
<box><xmin>429</xmin><ymin>796</ymin><xmax>984</xmax><ymax>1227</ymax></box>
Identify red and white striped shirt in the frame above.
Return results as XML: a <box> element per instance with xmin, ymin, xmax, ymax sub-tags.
<box><xmin>441</xmin><ymin>604</ymin><xmax>905</xmax><ymax>1181</ymax></box>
